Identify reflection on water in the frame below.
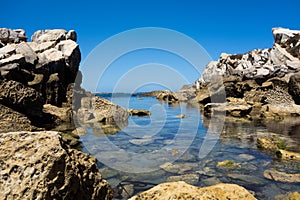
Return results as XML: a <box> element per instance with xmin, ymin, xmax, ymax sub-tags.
<box><xmin>80</xmin><ymin>95</ymin><xmax>300</xmax><ymax>199</ymax></box>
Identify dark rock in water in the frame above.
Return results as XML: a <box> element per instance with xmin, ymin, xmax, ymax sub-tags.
<box><xmin>0</xmin><ymin>131</ymin><xmax>113</xmax><ymax>200</ymax></box>
<box><xmin>264</xmin><ymin>169</ymin><xmax>300</xmax><ymax>183</ymax></box>
<box><xmin>128</xmin><ymin>109</ymin><xmax>151</xmax><ymax>116</ymax></box>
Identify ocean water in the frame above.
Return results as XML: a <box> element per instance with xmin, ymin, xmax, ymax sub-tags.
<box><xmin>80</xmin><ymin>94</ymin><xmax>300</xmax><ymax>199</ymax></box>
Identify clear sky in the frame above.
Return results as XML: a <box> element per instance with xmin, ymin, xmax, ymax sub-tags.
<box><xmin>3</xmin><ymin>0</ymin><xmax>300</xmax><ymax>92</ymax></box>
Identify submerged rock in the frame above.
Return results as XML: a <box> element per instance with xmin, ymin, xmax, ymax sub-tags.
<box><xmin>129</xmin><ymin>181</ymin><xmax>257</xmax><ymax>200</ymax></box>
<box><xmin>0</xmin><ymin>131</ymin><xmax>112</xmax><ymax>200</ymax></box>
<box><xmin>128</xmin><ymin>109</ymin><xmax>151</xmax><ymax>116</ymax></box>
<box><xmin>264</xmin><ymin>169</ymin><xmax>300</xmax><ymax>183</ymax></box>
<box><xmin>217</xmin><ymin>160</ymin><xmax>241</xmax><ymax>168</ymax></box>
<box><xmin>275</xmin><ymin>191</ymin><xmax>300</xmax><ymax>200</ymax></box>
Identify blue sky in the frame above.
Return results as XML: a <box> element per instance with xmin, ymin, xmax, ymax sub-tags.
<box><xmin>3</xmin><ymin>0</ymin><xmax>300</xmax><ymax>92</ymax></box>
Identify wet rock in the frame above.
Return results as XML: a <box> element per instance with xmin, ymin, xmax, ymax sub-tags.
<box><xmin>264</xmin><ymin>169</ymin><xmax>300</xmax><ymax>183</ymax></box>
<box><xmin>129</xmin><ymin>137</ymin><xmax>154</xmax><ymax>146</ymax></box>
<box><xmin>227</xmin><ymin>173</ymin><xmax>265</xmax><ymax>186</ymax></box>
<box><xmin>128</xmin><ymin>109</ymin><xmax>151</xmax><ymax>116</ymax></box>
<box><xmin>238</xmin><ymin>154</ymin><xmax>256</xmax><ymax>161</ymax></box>
<box><xmin>277</xmin><ymin>149</ymin><xmax>300</xmax><ymax>161</ymax></box>
<box><xmin>129</xmin><ymin>181</ymin><xmax>257</xmax><ymax>200</ymax></box>
<box><xmin>217</xmin><ymin>160</ymin><xmax>240</xmax><ymax>168</ymax></box>
<box><xmin>160</xmin><ymin>162</ymin><xmax>197</xmax><ymax>174</ymax></box>
<box><xmin>166</xmin><ymin>173</ymin><xmax>199</xmax><ymax>185</ymax></box>
<box><xmin>0</xmin><ymin>131</ymin><xmax>112</xmax><ymax>200</ymax></box>
<box><xmin>177</xmin><ymin>114</ymin><xmax>189</xmax><ymax>118</ymax></box>
<box><xmin>156</xmin><ymin>90</ymin><xmax>179</xmax><ymax>102</ymax></box>
<box><xmin>275</xmin><ymin>191</ymin><xmax>300</xmax><ymax>200</ymax></box>
<box><xmin>201</xmin><ymin>177</ymin><xmax>221</xmax><ymax>186</ymax></box>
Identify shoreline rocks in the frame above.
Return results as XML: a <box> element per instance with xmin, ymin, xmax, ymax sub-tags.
<box><xmin>190</xmin><ymin>28</ymin><xmax>300</xmax><ymax>121</ymax></box>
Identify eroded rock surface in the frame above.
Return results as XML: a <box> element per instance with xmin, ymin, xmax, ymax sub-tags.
<box><xmin>129</xmin><ymin>181</ymin><xmax>256</xmax><ymax>200</ymax></box>
<box><xmin>0</xmin><ymin>131</ymin><xmax>112</xmax><ymax>200</ymax></box>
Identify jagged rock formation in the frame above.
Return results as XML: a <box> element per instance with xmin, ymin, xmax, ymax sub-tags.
<box><xmin>0</xmin><ymin>28</ymin><xmax>81</xmax><ymax>131</ymax></box>
<box><xmin>0</xmin><ymin>131</ymin><xmax>112</xmax><ymax>200</ymax></box>
<box><xmin>193</xmin><ymin>28</ymin><xmax>300</xmax><ymax>120</ymax></box>
<box><xmin>129</xmin><ymin>181</ymin><xmax>256</xmax><ymax>200</ymax></box>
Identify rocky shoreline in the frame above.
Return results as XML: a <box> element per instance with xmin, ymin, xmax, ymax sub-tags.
<box><xmin>1</xmin><ymin>27</ymin><xmax>300</xmax><ymax>199</ymax></box>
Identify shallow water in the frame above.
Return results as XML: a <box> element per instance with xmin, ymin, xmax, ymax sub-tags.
<box><xmin>80</xmin><ymin>94</ymin><xmax>300</xmax><ymax>199</ymax></box>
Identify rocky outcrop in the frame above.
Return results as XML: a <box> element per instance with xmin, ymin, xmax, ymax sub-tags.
<box><xmin>193</xmin><ymin>28</ymin><xmax>300</xmax><ymax>120</ymax></box>
<box><xmin>0</xmin><ymin>131</ymin><xmax>112</xmax><ymax>200</ymax></box>
<box><xmin>129</xmin><ymin>181</ymin><xmax>256</xmax><ymax>200</ymax></box>
<box><xmin>0</xmin><ymin>28</ymin><xmax>81</xmax><ymax>131</ymax></box>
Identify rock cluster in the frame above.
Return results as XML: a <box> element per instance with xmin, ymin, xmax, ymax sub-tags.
<box><xmin>0</xmin><ymin>131</ymin><xmax>112</xmax><ymax>200</ymax></box>
<box><xmin>193</xmin><ymin>28</ymin><xmax>300</xmax><ymax>120</ymax></box>
<box><xmin>0</xmin><ymin>28</ymin><xmax>81</xmax><ymax>131</ymax></box>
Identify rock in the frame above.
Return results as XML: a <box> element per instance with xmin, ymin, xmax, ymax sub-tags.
<box><xmin>43</xmin><ymin>104</ymin><xmax>72</xmax><ymax>123</ymax></box>
<box><xmin>238</xmin><ymin>154</ymin><xmax>256</xmax><ymax>161</ymax></box>
<box><xmin>264</xmin><ymin>169</ymin><xmax>300</xmax><ymax>183</ymax></box>
<box><xmin>0</xmin><ymin>80</ymin><xmax>43</xmax><ymax>117</ymax></box>
<box><xmin>160</xmin><ymin>162</ymin><xmax>197</xmax><ymax>174</ymax></box>
<box><xmin>66</xmin><ymin>30</ymin><xmax>77</xmax><ymax>42</ymax></box>
<box><xmin>15</xmin><ymin>42</ymin><xmax>38</xmax><ymax>65</ymax></box>
<box><xmin>0</xmin><ymin>104</ymin><xmax>39</xmax><ymax>132</ymax></box>
<box><xmin>156</xmin><ymin>90</ymin><xmax>178</xmax><ymax>102</ymax></box>
<box><xmin>31</xmin><ymin>29</ymin><xmax>67</xmax><ymax>43</ymax></box>
<box><xmin>129</xmin><ymin>182</ymin><xmax>257</xmax><ymax>200</ymax></box>
<box><xmin>55</xmin><ymin>40</ymin><xmax>81</xmax><ymax>76</ymax></box>
<box><xmin>204</xmin><ymin>101</ymin><xmax>252</xmax><ymax>117</ymax></box>
<box><xmin>201</xmin><ymin>177</ymin><xmax>221</xmax><ymax>186</ymax></box>
<box><xmin>288</xmin><ymin>72</ymin><xmax>300</xmax><ymax>104</ymax></box>
<box><xmin>277</xmin><ymin>149</ymin><xmax>300</xmax><ymax>161</ymax></box>
<box><xmin>193</xmin><ymin>28</ymin><xmax>300</xmax><ymax>121</ymax></box>
<box><xmin>93</xmin><ymin>96</ymin><xmax>130</xmax><ymax>124</ymax></box>
<box><xmin>0</xmin><ymin>131</ymin><xmax>112</xmax><ymax>200</ymax></box>
<box><xmin>0</xmin><ymin>28</ymin><xmax>27</xmax><ymax>44</ymax></box>
<box><xmin>275</xmin><ymin>191</ymin><xmax>300</xmax><ymax>200</ymax></box>
<box><xmin>71</xmin><ymin>127</ymin><xmax>87</xmax><ymax>137</ymax></box>
<box><xmin>177</xmin><ymin>114</ymin><xmax>189</xmax><ymax>118</ymax></box>
<box><xmin>217</xmin><ymin>160</ymin><xmax>240</xmax><ymax>168</ymax></box>
<box><xmin>257</xmin><ymin>137</ymin><xmax>281</xmax><ymax>153</ymax></box>
<box><xmin>166</xmin><ymin>174</ymin><xmax>199</xmax><ymax>185</ymax></box>
<box><xmin>227</xmin><ymin>173</ymin><xmax>265</xmax><ymax>186</ymax></box>
<box><xmin>128</xmin><ymin>109</ymin><xmax>151</xmax><ymax>116</ymax></box>
<box><xmin>129</xmin><ymin>137</ymin><xmax>154</xmax><ymax>146</ymax></box>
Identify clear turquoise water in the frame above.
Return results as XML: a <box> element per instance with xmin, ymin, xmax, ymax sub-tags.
<box><xmin>80</xmin><ymin>95</ymin><xmax>300</xmax><ymax>199</ymax></box>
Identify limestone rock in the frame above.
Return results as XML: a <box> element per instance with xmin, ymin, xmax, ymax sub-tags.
<box><xmin>128</xmin><ymin>109</ymin><xmax>151</xmax><ymax>116</ymax></box>
<box><xmin>156</xmin><ymin>90</ymin><xmax>179</xmax><ymax>102</ymax></box>
<box><xmin>0</xmin><ymin>104</ymin><xmax>38</xmax><ymax>132</ymax></box>
<box><xmin>0</xmin><ymin>28</ymin><xmax>27</xmax><ymax>44</ymax></box>
<box><xmin>129</xmin><ymin>181</ymin><xmax>257</xmax><ymax>200</ymax></box>
<box><xmin>275</xmin><ymin>192</ymin><xmax>300</xmax><ymax>200</ymax></box>
<box><xmin>31</xmin><ymin>29</ymin><xmax>67</xmax><ymax>43</ymax></box>
<box><xmin>0</xmin><ymin>131</ymin><xmax>113</xmax><ymax>200</ymax></box>
<box><xmin>43</xmin><ymin>104</ymin><xmax>72</xmax><ymax>123</ymax></box>
<box><xmin>0</xmin><ymin>80</ymin><xmax>43</xmax><ymax>117</ymax></box>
